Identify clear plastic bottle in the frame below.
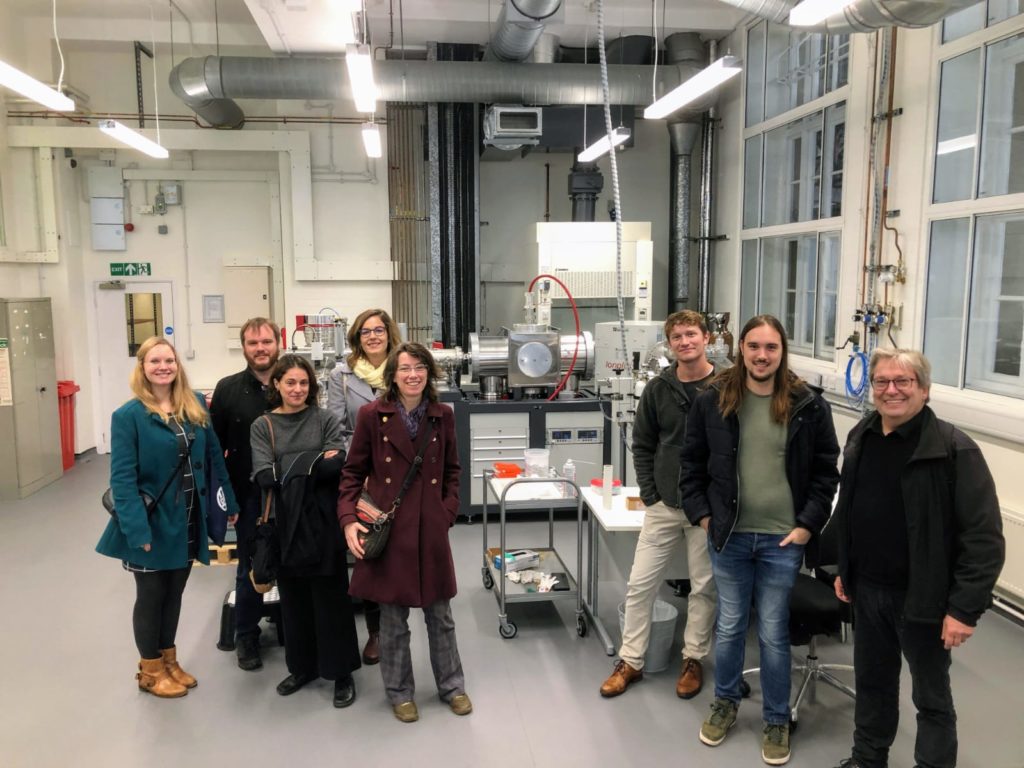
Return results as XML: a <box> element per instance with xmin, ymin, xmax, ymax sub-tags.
<box><xmin>562</xmin><ymin>458</ymin><xmax>576</xmax><ymax>498</ymax></box>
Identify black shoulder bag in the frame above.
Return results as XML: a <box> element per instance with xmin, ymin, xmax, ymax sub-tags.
<box><xmin>356</xmin><ymin>417</ymin><xmax>437</xmax><ymax>560</ymax></box>
<box><xmin>102</xmin><ymin>440</ymin><xmax>190</xmax><ymax>520</ymax></box>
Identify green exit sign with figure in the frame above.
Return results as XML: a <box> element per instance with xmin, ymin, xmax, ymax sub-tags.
<box><xmin>109</xmin><ymin>262</ymin><xmax>152</xmax><ymax>276</ymax></box>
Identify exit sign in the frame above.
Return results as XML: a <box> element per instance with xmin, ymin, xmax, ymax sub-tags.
<box><xmin>109</xmin><ymin>262</ymin><xmax>152</xmax><ymax>276</ymax></box>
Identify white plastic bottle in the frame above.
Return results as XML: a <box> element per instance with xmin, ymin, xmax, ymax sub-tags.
<box><xmin>562</xmin><ymin>458</ymin><xmax>576</xmax><ymax>497</ymax></box>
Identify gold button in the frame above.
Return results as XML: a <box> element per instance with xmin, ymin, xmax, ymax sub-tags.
<box><xmin>385</xmin><ymin>478</ymin><xmax>392</xmax><ymax>484</ymax></box>
<box><xmin>383</xmin><ymin>436</ymin><xmax>389</xmax><ymax>442</ymax></box>
<box><xmin>382</xmin><ymin>416</ymin><xmax>388</xmax><ymax>423</ymax></box>
<box><xmin>385</xmin><ymin>456</ymin><xmax>391</xmax><ymax>463</ymax></box>
<box><xmin>432</xmin><ymin>437</ymin><xmax>437</xmax><ymax>442</ymax></box>
<box><xmin>431</xmin><ymin>478</ymin><xmax>438</xmax><ymax>484</ymax></box>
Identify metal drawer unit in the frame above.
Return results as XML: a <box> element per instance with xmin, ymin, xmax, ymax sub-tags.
<box><xmin>468</xmin><ymin>412</ymin><xmax>529</xmax><ymax>507</ymax></box>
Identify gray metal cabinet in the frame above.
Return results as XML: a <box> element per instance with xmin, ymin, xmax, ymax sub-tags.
<box><xmin>0</xmin><ymin>298</ymin><xmax>63</xmax><ymax>500</ymax></box>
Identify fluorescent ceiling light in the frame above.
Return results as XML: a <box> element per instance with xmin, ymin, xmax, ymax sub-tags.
<box><xmin>346</xmin><ymin>43</ymin><xmax>378</xmax><ymax>113</ymax></box>
<box><xmin>0</xmin><ymin>60</ymin><xmax>74</xmax><ymax>111</ymax></box>
<box><xmin>789</xmin><ymin>0</ymin><xmax>857</xmax><ymax>26</ymax></box>
<box><xmin>644</xmin><ymin>56</ymin><xmax>742</xmax><ymax>120</ymax></box>
<box><xmin>936</xmin><ymin>134</ymin><xmax>977</xmax><ymax>155</ymax></box>
<box><xmin>98</xmin><ymin>120</ymin><xmax>169</xmax><ymax>159</ymax></box>
<box><xmin>577</xmin><ymin>127</ymin><xmax>631</xmax><ymax>162</ymax></box>
<box><xmin>362</xmin><ymin>122</ymin><xmax>382</xmax><ymax>158</ymax></box>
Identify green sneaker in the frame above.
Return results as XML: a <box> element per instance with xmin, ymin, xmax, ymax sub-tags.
<box><xmin>699</xmin><ymin>698</ymin><xmax>738</xmax><ymax>746</ymax></box>
<box><xmin>762</xmin><ymin>722</ymin><xmax>791</xmax><ymax>765</ymax></box>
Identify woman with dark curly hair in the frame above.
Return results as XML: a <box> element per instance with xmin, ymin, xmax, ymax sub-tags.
<box><xmin>337</xmin><ymin>342</ymin><xmax>471</xmax><ymax>723</ymax></box>
<box><xmin>250</xmin><ymin>354</ymin><xmax>361</xmax><ymax>708</ymax></box>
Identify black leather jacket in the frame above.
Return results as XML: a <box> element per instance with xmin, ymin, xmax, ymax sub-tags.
<box><xmin>830</xmin><ymin>407</ymin><xmax>1004</xmax><ymax>626</ymax></box>
<box><xmin>680</xmin><ymin>379</ymin><xmax>840</xmax><ymax>552</ymax></box>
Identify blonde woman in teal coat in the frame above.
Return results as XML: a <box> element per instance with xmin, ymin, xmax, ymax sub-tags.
<box><xmin>96</xmin><ymin>336</ymin><xmax>237</xmax><ymax>698</ymax></box>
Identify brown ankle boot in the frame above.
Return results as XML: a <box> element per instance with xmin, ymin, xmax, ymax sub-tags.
<box><xmin>161</xmin><ymin>647</ymin><xmax>198</xmax><ymax>689</ymax></box>
<box><xmin>362</xmin><ymin>632</ymin><xmax>380</xmax><ymax>665</ymax></box>
<box><xmin>137</xmin><ymin>657</ymin><xmax>187</xmax><ymax>698</ymax></box>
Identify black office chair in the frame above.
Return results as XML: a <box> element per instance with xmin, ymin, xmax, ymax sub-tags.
<box><xmin>739</xmin><ymin>534</ymin><xmax>856</xmax><ymax>727</ymax></box>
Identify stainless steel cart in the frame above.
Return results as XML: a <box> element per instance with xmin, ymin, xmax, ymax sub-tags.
<box><xmin>480</xmin><ymin>470</ymin><xmax>589</xmax><ymax>639</ymax></box>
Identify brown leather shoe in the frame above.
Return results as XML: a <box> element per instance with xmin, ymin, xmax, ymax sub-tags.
<box><xmin>600</xmin><ymin>660</ymin><xmax>643</xmax><ymax>698</ymax></box>
<box><xmin>362</xmin><ymin>632</ymin><xmax>380</xmax><ymax>665</ymax></box>
<box><xmin>161</xmin><ymin>647</ymin><xmax>197</xmax><ymax>689</ymax></box>
<box><xmin>137</xmin><ymin>657</ymin><xmax>187</xmax><ymax>698</ymax></box>
<box><xmin>676</xmin><ymin>657</ymin><xmax>703</xmax><ymax>699</ymax></box>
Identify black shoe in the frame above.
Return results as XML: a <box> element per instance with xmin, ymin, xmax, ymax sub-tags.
<box><xmin>834</xmin><ymin>761</ymin><xmax>863</xmax><ymax>768</ymax></box>
<box><xmin>333</xmin><ymin>677</ymin><xmax>356</xmax><ymax>708</ymax></box>
<box><xmin>276</xmin><ymin>672</ymin><xmax>315</xmax><ymax>696</ymax></box>
<box><xmin>236</xmin><ymin>634</ymin><xmax>263</xmax><ymax>671</ymax></box>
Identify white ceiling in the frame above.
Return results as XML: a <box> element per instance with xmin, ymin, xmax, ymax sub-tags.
<box><xmin>9</xmin><ymin>0</ymin><xmax>747</xmax><ymax>54</ymax></box>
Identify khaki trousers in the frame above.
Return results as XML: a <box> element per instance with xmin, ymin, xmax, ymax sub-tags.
<box><xmin>618</xmin><ymin>501</ymin><xmax>717</xmax><ymax>670</ymax></box>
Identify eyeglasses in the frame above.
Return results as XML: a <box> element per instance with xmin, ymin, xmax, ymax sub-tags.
<box><xmin>396</xmin><ymin>364</ymin><xmax>429</xmax><ymax>375</ymax></box>
<box><xmin>359</xmin><ymin>327</ymin><xmax>387</xmax><ymax>337</ymax></box>
<box><xmin>870</xmin><ymin>376</ymin><xmax>917</xmax><ymax>392</ymax></box>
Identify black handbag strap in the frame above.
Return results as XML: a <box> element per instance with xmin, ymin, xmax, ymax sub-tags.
<box><xmin>388</xmin><ymin>417</ymin><xmax>437</xmax><ymax>514</ymax></box>
<box><xmin>150</xmin><ymin>430</ymin><xmax>191</xmax><ymax>508</ymax></box>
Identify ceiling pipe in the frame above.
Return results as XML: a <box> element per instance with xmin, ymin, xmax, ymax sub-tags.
<box><xmin>714</xmin><ymin>0</ymin><xmax>980</xmax><ymax>33</ymax></box>
<box><xmin>169</xmin><ymin>55</ymin><xmax>707</xmax><ymax>128</ymax></box>
<box><xmin>484</xmin><ymin>0</ymin><xmax>563</xmax><ymax>62</ymax></box>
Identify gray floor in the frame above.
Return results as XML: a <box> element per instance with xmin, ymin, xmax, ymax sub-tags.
<box><xmin>2</xmin><ymin>453</ymin><xmax>1023</xmax><ymax>768</ymax></box>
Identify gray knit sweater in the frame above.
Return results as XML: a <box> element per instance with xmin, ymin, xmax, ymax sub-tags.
<box><xmin>249</xmin><ymin>406</ymin><xmax>345</xmax><ymax>479</ymax></box>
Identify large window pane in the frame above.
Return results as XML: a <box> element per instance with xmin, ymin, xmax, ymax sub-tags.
<box><xmin>743</xmin><ymin>137</ymin><xmax>763</xmax><ymax>229</ymax></box>
<box><xmin>740</xmin><ymin>240</ymin><xmax>759</xmax><ymax>325</ymax></box>
<box><xmin>943</xmin><ymin>2</ymin><xmax>987</xmax><ymax>43</ymax></box>
<box><xmin>826</xmin><ymin>34</ymin><xmax>850</xmax><ymax>92</ymax></box>
<box><xmin>746</xmin><ymin>22</ymin><xmax>767</xmax><ymax>127</ymax></box>
<box><xmin>924</xmin><ymin>219</ymin><xmax>971</xmax><ymax>386</ymax></box>
<box><xmin>979</xmin><ymin>32</ymin><xmax>1024</xmax><ymax>197</ymax></box>
<box><xmin>765</xmin><ymin>27</ymin><xmax>827</xmax><ymax>120</ymax></box>
<box><xmin>966</xmin><ymin>212</ymin><xmax>1024</xmax><ymax>397</ymax></box>
<box><xmin>988</xmin><ymin>0</ymin><xmax>1024</xmax><ymax>25</ymax></box>
<box><xmin>759</xmin><ymin>233</ymin><xmax>819</xmax><ymax>356</ymax></box>
<box><xmin>823</xmin><ymin>102</ymin><xmax>846</xmax><ymax>218</ymax></box>
<box><xmin>815</xmin><ymin>232</ymin><xmax>840</xmax><ymax>362</ymax></box>
<box><xmin>763</xmin><ymin>112</ymin><xmax>823</xmax><ymax>226</ymax></box>
<box><xmin>934</xmin><ymin>50</ymin><xmax>982</xmax><ymax>203</ymax></box>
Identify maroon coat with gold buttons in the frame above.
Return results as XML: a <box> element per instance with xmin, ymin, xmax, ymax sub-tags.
<box><xmin>337</xmin><ymin>398</ymin><xmax>460</xmax><ymax>607</ymax></box>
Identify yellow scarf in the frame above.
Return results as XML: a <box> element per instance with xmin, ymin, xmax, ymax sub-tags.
<box><xmin>353</xmin><ymin>356</ymin><xmax>387</xmax><ymax>391</ymax></box>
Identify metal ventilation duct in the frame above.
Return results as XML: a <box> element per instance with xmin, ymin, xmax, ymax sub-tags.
<box><xmin>484</xmin><ymin>0</ymin><xmax>563</xmax><ymax>62</ymax></box>
<box><xmin>715</xmin><ymin>0</ymin><xmax>980</xmax><ymax>32</ymax></box>
<box><xmin>169</xmin><ymin>55</ymin><xmax>705</xmax><ymax>128</ymax></box>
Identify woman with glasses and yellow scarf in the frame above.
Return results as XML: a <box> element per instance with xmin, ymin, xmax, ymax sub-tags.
<box><xmin>326</xmin><ymin>308</ymin><xmax>402</xmax><ymax>665</ymax></box>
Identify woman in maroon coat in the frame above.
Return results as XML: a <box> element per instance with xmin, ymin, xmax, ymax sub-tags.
<box><xmin>338</xmin><ymin>342</ymin><xmax>472</xmax><ymax>723</ymax></box>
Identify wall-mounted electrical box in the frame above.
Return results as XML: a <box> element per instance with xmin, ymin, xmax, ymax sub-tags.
<box><xmin>224</xmin><ymin>266</ymin><xmax>273</xmax><ymax>348</ymax></box>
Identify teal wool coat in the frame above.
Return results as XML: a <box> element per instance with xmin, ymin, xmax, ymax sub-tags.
<box><xmin>96</xmin><ymin>393</ymin><xmax>238</xmax><ymax>569</ymax></box>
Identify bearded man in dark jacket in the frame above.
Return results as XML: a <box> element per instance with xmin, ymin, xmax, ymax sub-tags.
<box><xmin>681</xmin><ymin>314</ymin><xmax>840</xmax><ymax>766</ymax></box>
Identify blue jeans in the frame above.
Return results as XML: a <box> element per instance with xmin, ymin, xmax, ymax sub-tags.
<box><xmin>708</xmin><ymin>532</ymin><xmax>803</xmax><ymax>725</ymax></box>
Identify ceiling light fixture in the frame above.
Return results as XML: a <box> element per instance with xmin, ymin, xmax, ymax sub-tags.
<box><xmin>346</xmin><ymin>43</ymin><xmax>377</xmax><ymax>113</ymax></box>
<box><xmin>0</xmin><ymin>60</ymin><xmax>74</xmax><ymax>111</ymax></box>
<box><xmin>577</xmin><ymin>127</ymin><xmax>631</xmax><ymax>163</ymax></box>
<box><xmin>362</xmin><ymin>122</ymin><xmax>382</xmax><ymax>158</ymax></box>
<box><xmin>644</xmin><ymin>56</ymin><xmax>742</xmax><ymax>120</ymax></box>
<box><xmin>789</xmin><ymin>0</ymin><xmax>857</xmax><ymax>26</ymax></box>
<box><xmin>98</xmin><ymin>119</ymin><xmax>169</xmax><ymax>159</ymax></box>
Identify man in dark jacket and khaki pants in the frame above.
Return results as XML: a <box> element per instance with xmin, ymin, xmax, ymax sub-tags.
<box><xmin>600</xmin><ymin>310</ymin><xmax>720</xmax><ymax>700</ymax></box>
<box><xmin>831</xmin><ymin>349</ymin><xmax>1005</xmax><ymax>768</ymax></box>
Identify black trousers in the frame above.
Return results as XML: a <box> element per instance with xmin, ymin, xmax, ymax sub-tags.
<box><xmin>233</xmin><ymin>492</ymin><xmax>263</xmax><ymax>639</ymax></box>
<box><xmin>851</xmin><ymin>582</ymin><xmax>957</xmax><ymax>768</ymax></box>
<box><xmin>132</xmin><ymin>568</ymin><xmax>192</xmax><ymax>659</ymax></box>
<box><xmin>276</xmin><ymin>573</ymin><xmax>360</xmax><ymax>681</ymax></box>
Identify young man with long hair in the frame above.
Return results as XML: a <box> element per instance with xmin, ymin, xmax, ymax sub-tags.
<box><xmin>680</xmin><ymin>315</ymin><xmax>840</xmax><ymax>765</ymax></box>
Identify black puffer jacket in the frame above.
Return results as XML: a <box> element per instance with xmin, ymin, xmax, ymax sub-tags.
<box><xmin>830</xmin><ymin>407</ymin><xmax>1004</xmax><ymax>626</ymax></box>
<box><xmin>680</xmin><ymin>379</ymin><xmax>840</xmax><ymax>551</ymax></box>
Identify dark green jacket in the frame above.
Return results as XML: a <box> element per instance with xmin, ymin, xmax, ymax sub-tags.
<box><xmin>831</xmin><ymin>407</ymin><xmax>1005</xmax><ymax>625</ymax></box>
<box><xmin>96</xmin><ymin>393</ymin><xmax>238</xmax><ymax>569</ymax></box>
<box><xmin>632</xmin><ymin>362</ymin><xmax>722</xmax><ymax>508</ymax></box>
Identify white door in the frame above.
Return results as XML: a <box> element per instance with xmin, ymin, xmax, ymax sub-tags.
<box><xmin>94</xmin><ymin>281</ymin><xmax>175</xmax><ymax>453</ymax></box>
